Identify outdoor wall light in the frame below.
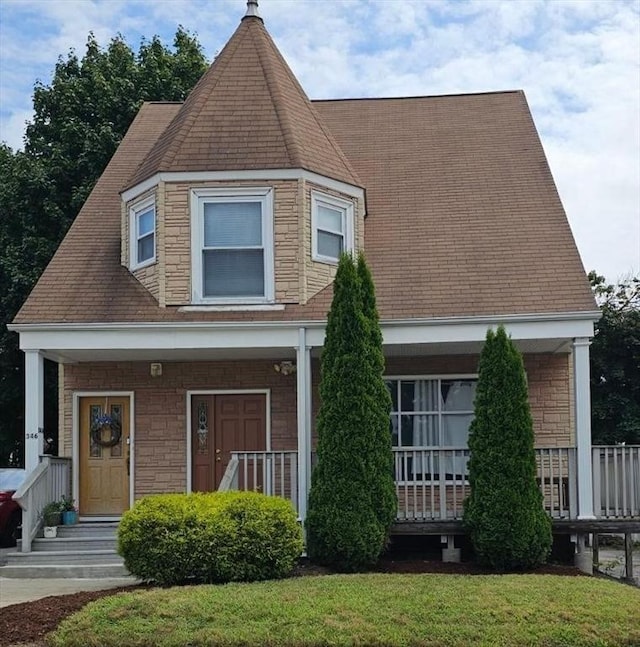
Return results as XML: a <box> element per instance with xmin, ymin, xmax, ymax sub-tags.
<box><xmin>273</xmin><ymin>360</ymin><xmax>296</xmax><ymax>376</ymax></box>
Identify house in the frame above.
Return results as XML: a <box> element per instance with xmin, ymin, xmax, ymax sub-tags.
<box><xmin>9</xmin><ymin>0</ymin><xmax>639</xmax><ymax>569</ymax></box>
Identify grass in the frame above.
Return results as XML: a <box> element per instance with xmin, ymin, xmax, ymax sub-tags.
<box><xmin>48</xmin><ymin>573</ymin><xmax>639</xmax><ymax>647</ymax></box>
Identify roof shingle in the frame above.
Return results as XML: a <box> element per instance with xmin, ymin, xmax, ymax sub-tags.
<box><xmin>127</xmin><ymin>16</ymin><xmax>361</xmax><ymax>189</ymax></box>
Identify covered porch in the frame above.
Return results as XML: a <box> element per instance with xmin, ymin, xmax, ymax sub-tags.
<box><xmin>14</xmin><ymin>311</ymin><xmax>622</xmax><ymax>553</ymax></box>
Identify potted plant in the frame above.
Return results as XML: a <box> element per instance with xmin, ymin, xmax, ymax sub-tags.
<box><xmin>42</xmin><ymin>501</ymin><xmax>62</xmax><ymax>538</ymax></box>
<box><xmin>60</xmin><ymin>495</ymin><xmax>78</xmax><ymax>525</ymax></box>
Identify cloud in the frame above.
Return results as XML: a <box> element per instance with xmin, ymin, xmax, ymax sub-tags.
<box><xmin>0</xmin><ymin>0</ymin><xmax>637</xmax><ymax>281</ymax></box>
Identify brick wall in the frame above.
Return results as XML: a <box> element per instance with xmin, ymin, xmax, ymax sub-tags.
<box><xmin>62</xmin><ymin>360</ymin><xmax>298</xmax><ymax>499</ymax></box>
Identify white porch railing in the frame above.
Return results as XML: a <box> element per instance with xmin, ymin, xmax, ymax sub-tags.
<box><xmin>593</xmin><ymin>446</ymin><xmax>640</xmax><ymax>518</ymax></box>
<box><xmin>219</xmin><ymin>451</ymin><xmax>299</xmax><ymax>515</ymax></box>
<box><xmin>393</xmin><ymin>447</ymin><xmax>578</xmax><ymax>522</ymax></box>
<box><xmin>12</xmin><ymin>455</ymin><xmax>71</xmax><ymax>552</ymax></box>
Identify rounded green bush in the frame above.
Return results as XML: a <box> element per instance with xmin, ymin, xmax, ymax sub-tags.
<box><xmin>117</xmin><ymin>491</ymin><xmax>303</xmax><ymax>585</ymax></box>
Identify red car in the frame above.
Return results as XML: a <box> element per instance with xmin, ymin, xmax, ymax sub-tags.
<box><xmin>0</xmin><ymin>469</ymin><xmax>24</xmax><ymax>547</ymax></box>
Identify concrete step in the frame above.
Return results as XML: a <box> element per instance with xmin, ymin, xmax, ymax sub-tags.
<box><xmin>31</xmin><ymin>536</ymin><xmax>117</xmax><ymax>552</ymax></box>
<box><xmin>55</xmin><ymin>522</ymin><xmax>119</xmax><ymax>538</ymax></box>
<box><xmin>5</xmin><ymin>549</ymin><xmax>124</xmax><ymax>566</ymax></box>
<box><xmin>0</xmin><ymin>563</ymin><xmax>131</xmax><ymax>578</ymax></box>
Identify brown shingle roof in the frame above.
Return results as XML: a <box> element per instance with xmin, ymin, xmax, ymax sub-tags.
<box><xmin>127</xmin><ymin>16</ymin><xmax>361</xmax><ymax>189</ymax></box>
<box><xmin>14</xmin><ymin>91</ymin><xmax>596</xmax><ymax>326</ymax></box>
<box><xmin>314</xmin><ymin>92</ymin><xmax>596</xmax><ymax>318</ymax></box>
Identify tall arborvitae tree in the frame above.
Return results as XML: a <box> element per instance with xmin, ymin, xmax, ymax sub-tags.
<box><xmin>463</xmin><ymin>326</ymin><xmax>551</xmax><ymax>570</ymax></box>
<box><xmin>306</xmin><ymin>254</ymin><xmax>394</xmax><ymax>571</ymax></box>
<box><xmin>357</xmin><ymin>253</ymin><xmax>396</xmax><ymax>532</ymax></box>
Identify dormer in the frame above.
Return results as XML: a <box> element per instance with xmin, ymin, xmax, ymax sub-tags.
<box><xmin>120</xmin><ymin>1</ymin><xmax>365</xmax><ymax>309</ymax></box>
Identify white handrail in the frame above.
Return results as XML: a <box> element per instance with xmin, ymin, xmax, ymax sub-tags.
<box><xmin>12</xmin><ymin>456</ymin><xmax>71</xmax><ymax>552</ymax></box>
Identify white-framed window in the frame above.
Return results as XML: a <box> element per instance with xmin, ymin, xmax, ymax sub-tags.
<box><xmin>190</xmin><ymin>187</ymin><xmax>274</xmax><ymax>303</ymax></box>
<box><xmin>386</xmin><ymin>375</ymin><xmax>477</xmax><ymax>482</ymax></box>
<box><xmin>129</xmin><ymin>197</ymin><xmax>156</xmax><ymax>270</ymax></box>
<box><xmin>311</xmin><ymin>190</ymin><xmax>354</xmax><ymax>264</ymax></box>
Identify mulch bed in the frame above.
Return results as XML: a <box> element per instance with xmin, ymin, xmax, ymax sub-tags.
<box><xmin>0</xmin><ymin>558</ymin><xmax>586</xmax><ymax>647</ymax></box>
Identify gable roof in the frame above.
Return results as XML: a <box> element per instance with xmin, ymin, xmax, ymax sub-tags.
<box><xmin>14</xmin><ymin>91</ymin><xmax>596</xmax><ymax>326</ymax></box>
<box><xmin>127</xmin><ymin>15</ymin><xmax>361</xmax><ymax>189</ymax></box>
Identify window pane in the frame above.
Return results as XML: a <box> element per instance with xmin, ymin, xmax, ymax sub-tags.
<box><xmin>402</xmin><ymin>414</ymin><xmax>439</xmax><ymax>446</ymax></box>
<box><xmin>441</xmin><ymin>380</ymin><xmax>476</xmax><ymax>411</ymax></box>
<box><xmin>137</xmin><ymin>234</ymin><xmax>154</xmax><ymax>263</ymax></box>
<box><xmin>203</xmin><ymin>249</ymin><xmax>264</xmax><ymax>297</ymax></box>
<box><xmin>204</xmin><ymin>202</ymin><xmax>262</xmax><ymax>247</ymax></box>
<box><xmin>317</xmin><ymin>230</ymin><xmax>343</xmax><ymax>259</ymax></box>
<box><xmin>317</xmin><ymin>205</ymin><xmax>343</xmax><ymax>232</ymax></box>
<box><xmin>401</xmin><ymin>380</ymin><xmax>438</xmax><ymax>412</ymax></box>
<box><xmin>137</xmin><ymin>208</ymin><xmax>154</xmax><ymax>237</ymax></box>
<box><xmin>390</xmin><ymin>416</ymin><xmax>399</xmax><ymax>447</ymax></box>
<box><xmin>385</xmin><ymin>380</ymin><xmax>398</xmax><ymax>412</ymax></box>
<box><xmin>442</xmin><ymin>414</ymin><xmax>473</xmax><ymax>446</ymax></box>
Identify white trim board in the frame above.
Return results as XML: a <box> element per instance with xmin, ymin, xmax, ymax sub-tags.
<box><xmin>72</xmin><ymin>391</ymin><xmax>135</xmax><ymax>513</ymax></box>
<box><xmin>15</xmin><ymin>314</ymin><xmax>597</xmax><ymax>354</ymax></box>
<box><xmin>121</xmin><ymin>169</ymin><xmax>365</xmax><ymax>204</ymax></box>
<box><xmin>185</xmin><ymin>389</ymin><xmax>271</xmax><ymax>494</ymax></box>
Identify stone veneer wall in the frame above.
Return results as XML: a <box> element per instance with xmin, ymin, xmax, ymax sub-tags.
<box><xmin>162</xmin><ymin>179</ymin><xmax>301</xmax><ymax>305</ymax></box>
<box><xmin>122</xmin><ymin>186</ymin><xmax>160</xmax><ymax>300</ymax></box>
<box><xmin>311</xmin><ymin>353</ymin><xmax>574</xmax><ymax>446</ymax></box>
<box><xmin>302</xmin><ymin>180</ymin><xmax>365</xmax><ymax>303</ymax></box>
<box><xmin>59</xmin><ymin>352</ymin><xmax>573</xmax><ymax>497</ymax></box>
<box><xmin>61</xmin><ymin>360</ymin><xmax>298</xmax><ymax>498</ymax></box>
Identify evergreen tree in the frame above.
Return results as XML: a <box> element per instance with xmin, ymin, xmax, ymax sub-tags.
<box><xmin>306</xmin><ymin>254</ymin><xmax>394</xmax><ymax>570</ymax></box>
<box><xmin>357</xmin><ymin>253</ymin><xmax>396</xmax><ymax>532</ymax></box>
<box><xmin>463</xmin><ymin>325</ymin><xmax>551</xmax><ymax>570</ymax></box>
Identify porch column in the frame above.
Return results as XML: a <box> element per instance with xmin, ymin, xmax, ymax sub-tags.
<box><xmin>24</xmin><ymin>350</ymin><xmax>45</xmax><ymax>473</ymax></box>
<box><xmin>573</xmin><ymin>337</ymin><xmax>595</xmax><ymax>519</ymax></box>
<box><xmin>296</xmin><ymin>328</ymin><xmax>312</xmax><ymax>523</ymax></box>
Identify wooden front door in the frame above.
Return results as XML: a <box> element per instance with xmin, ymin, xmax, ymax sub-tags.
<box><xmin>191</xmin><ymin>393</ymin><xmax>266</xmax><ymax>492</ymax></box>
<box><xmin>79</xmin><ymin>396</ymin><xmax>130</xmax><ymax>515</ymax></box>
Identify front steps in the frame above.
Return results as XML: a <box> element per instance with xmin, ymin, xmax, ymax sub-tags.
<box><xmin>0</xmin><ymin>522</ymin><xmax>131</xmax><ymax>578</ymax></box>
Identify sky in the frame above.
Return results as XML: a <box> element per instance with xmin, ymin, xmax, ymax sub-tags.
<box><xmin>0</xmin><ymin>0</ymin><xmax>638</xmax><ymax>283</ymax></box>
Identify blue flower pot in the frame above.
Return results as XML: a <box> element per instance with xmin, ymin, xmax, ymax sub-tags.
<box><xmin>62</xmin><ymin>510</ymin><xmax>78</xmax><ymax>525</ymax></box>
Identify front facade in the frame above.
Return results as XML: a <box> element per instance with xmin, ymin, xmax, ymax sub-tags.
<box><xmin>13</xmin><ymin>2</ymin><xmax>622</xmax><ymax>540</ymax></box>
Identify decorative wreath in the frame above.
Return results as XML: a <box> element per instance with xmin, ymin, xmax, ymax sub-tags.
<box><xmin>91</xmin><ymin>414</ymin><xmax>122</xmax><ymax>448</ymax></box>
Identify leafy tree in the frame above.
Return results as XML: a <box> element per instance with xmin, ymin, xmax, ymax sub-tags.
<box><xmin>463</xmin><ymin>325</ymin><xmax>552</xmax><ymax>570</ymax></box>
<box><xmin>0</xmin><ymin>30</ymin><xmax>207</xmax><ymax>465</ymax></box>
<box><xmin>306</xmin><ymin>254</ymin><xmax>394</xmax><ymax>571</ymax></box>
<box><xmin>589</xmin><ymin>272</ymin><xmax>640</xmax><ymax>445</ymax></box>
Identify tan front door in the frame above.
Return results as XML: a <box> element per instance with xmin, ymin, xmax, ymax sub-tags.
<box><xmin>79</xmin><ymin>396</ymin><xmax>130</xmax><ymax>515</ymax></box>
<box><xmin>192</xmin><ymin>393</ymin><xmax>266</xmax><ymax>492</ymax></box>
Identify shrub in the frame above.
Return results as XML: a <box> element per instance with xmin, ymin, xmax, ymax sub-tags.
<box><xmin>118</xmin><ymin>491</ymin><xmax>303</xmax><ymax>585</ymax></box>
<box><xmin>306</xmin><ymin>254</ymin><xmax>395</xmax><ymax>571</ymax></box>
<box><xmin>463</xmin><ymin>325</ymin><xmax>552</xmax><ymax>570</ymax></box>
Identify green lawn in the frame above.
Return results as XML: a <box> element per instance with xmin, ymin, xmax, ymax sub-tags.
<box><xmin>48</xmin><ymin>573</ymin><xmax>639</xmax><ymax>647</ymax></box>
